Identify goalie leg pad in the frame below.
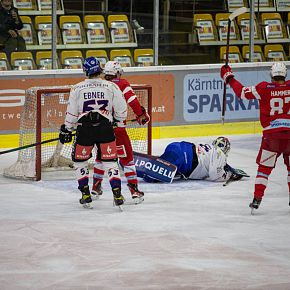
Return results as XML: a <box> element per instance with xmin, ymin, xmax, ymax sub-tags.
<box><xmin>134</xmin><ymin>152</ymin><xmax>177</xmax><ymax>183</ymax></box>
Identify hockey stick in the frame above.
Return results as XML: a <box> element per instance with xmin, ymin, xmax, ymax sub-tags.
<box><xmin>221</xmin><ymin>7</ymin><xmax>247</xmax><ymax>124</ymax></box>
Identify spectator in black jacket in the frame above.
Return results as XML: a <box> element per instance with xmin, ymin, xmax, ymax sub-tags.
<box><xmin>0</xmin><ymin>0</ymin><xmax>26</xmax><ymax>58</ymax></box>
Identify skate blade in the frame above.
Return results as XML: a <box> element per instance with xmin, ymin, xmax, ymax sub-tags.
<box><xmin>91</xmin><ymin>194</ymin><xmax>100</xmax><ymax>201</ymax></box>
<box><xmin>250</xmin><ymin>207</ymin><xmax>256</xmax><ymax>215</ymax></box>
<box><xmin>132</xmin><ymin>196</ymin><xmax>144</xmax><ymax>204</ymax></box>
<box><xmin>83</xmin><ymin>203</ymin><xmax>93</xmax><ymax>209</ymax></box>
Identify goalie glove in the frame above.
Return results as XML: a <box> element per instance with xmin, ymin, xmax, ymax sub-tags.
<box><xmin>220</xmin><ymin>65</ymin><xmax>234</xmax><ymax>84</ymax></box>
<box><xmin>136</xmin><ymin>106</ymin><xmax>150</xmax><ymax>125</ymax></box>
<box><xmin>59</xmin><ymin>124</ymin><xmax>72</xmax><ymax>144</ymax></box>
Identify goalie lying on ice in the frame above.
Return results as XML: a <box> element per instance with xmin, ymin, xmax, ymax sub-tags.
<box><xmin>134</xmin><ymin>137</ymin><xmax>249</xmax><ymax>183</ymax></box>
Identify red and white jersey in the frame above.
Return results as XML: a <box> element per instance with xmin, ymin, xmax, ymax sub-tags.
<box><xmin>229</xmin><ymin>78</ymin><xmax>290</xmax><ymax>135</ymax></box>
<box><xmin>189</xmin><ymin>144</ymin><xmax>229</xmax><ymax>182</ymax></box>
<box><xmin>111</xmin><ymin>77</ymin><xmax>143</xmax><ymax>117</ymax></box>
<box><xmin>64</xmin><ymin>78</ymin><xmax>127</xmax><ymax>130</ymax></box>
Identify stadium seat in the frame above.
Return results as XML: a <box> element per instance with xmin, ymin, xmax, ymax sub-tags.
<box><xmin>107</xmin><ymin>14</ymin><xmax>134</xmax><ymax>43</ymax></box>
<box><xmin>193</xmin><ymin>14</ymin><xmax>218</xmax><ymax>43</ymax></box>
<box><xmin>237</xmin><ymin>13</ymin><xmax>261</xmax><ymax>41</ymax></box>
<box><xmin>10</xmin><ymin>51</ymin><xmax>36</xmax><ymax>70</ymax></box>
<box><xmin>264</xmin><ymin>44</ymin><xmax>286</xmax><ymax>61</ymax></box>
<box><xmin>36</xmin><ymin>51</ymin><xmax>59</xmax><ymax>69</ymax></box>
<box><xmin>0</xmin><ymin>52</ymin><xmax>10</xmax><ymax>70</ymax></box>
<box><xmin>12</xmin><ymin>0</ymin><xmax>37</xmax><ymax>10</ymax></box>
<box><xmin>220</xmin><ymin>46</ymin><xmax>243</xmax><ymax>63</ymax></box>
<box><xmin>37</xmin><ymin>0</ymin><xmax>62</xmax><ymax>10</ymax></box>
<box><xmin>226</xmin><ymin>0</ymin><xmax>248</xmax><ymax>12</ymax></box>
<box><xmin>134</xmin><ymin>49</ymin><xmax>154</xmax><ymax>66</ymax></box>
<box><xmin>261</xmin><ymin>13</ymin><xmax>287</xmax><ymax>41</ymax></box>
<box><xmin>60</xmin><ymin>50</ymin><xmax>83</xmax><ymax>69</ymax></box>
<box><xmin>18</xmin><ymin>16</ymin><xmax>36</xmax><ymax>45</ymax></box>
<box><xmin>59</xmin><ymin>15</ymin><xmax>86</xmax><ymax>45</ymax></box>
<box><xmin>242</xmin><ymin>45</ymin><xmax>265</xmax><ymax>62</ymax></box>
<box><xmin>84</xmin><ymin>15</ymin><xmax>110</xmax><ymax>44</ymax></box>
<box><xmin>110</xmin><ymin>49</ymin><xmax>134</xmax><ymax>66</ymax></box>
<box><xmin>215</xmin><ymin>13</ymin><xmax>240</xmax><ymax>41</ymax></box>
<box><xmin>85</xmin><ymin>50</ymin><xmax>108</xmax><ymax>68</ymax></box>
<box><xmin>35</xmin><ymin>16</ymin><xmax>62</xmax><ymax>45</ymax></box>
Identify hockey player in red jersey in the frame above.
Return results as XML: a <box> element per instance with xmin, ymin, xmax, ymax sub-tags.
<box><xmin>92</xmin><ymin>61</ymin><xmax>150</xmax><ymax>203</ymax></box>
<box><xmin>221</xmin><ymin>62</ymin><xmax>290</xmax><ymax>211</ymax></box>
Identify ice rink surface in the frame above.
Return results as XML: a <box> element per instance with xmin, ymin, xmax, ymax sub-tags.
<box><xmin>0</xmin><ymin>134</ymin><xmax>290</xmax><ymax>290</ymax></box>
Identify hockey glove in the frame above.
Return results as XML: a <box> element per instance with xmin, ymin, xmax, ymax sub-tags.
<box><xmin>136</xmin><ymin>106</ymin><xmax>150</xmax><ymax>125</ymax></box>
<box><xmin>59</xmin><ymin>124</ymin><xmax>72</xmax><ymax>144</ymax></box>
<box><xmin>220</xmin><ymin>65</ymin><xmax>234</xmax><ymax>84</ymax></box>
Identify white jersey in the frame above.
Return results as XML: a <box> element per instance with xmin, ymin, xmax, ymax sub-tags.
<box><xmin>188</xmin><ymin>143</ymin><xmax>229</xmax><ymax>182</ymax></box>
<box><xmin>64</xmin><ymin>78</ymin><xmax>127</xmax><ymax>130</ymax></box>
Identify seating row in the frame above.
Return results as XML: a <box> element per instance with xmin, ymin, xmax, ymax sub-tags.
<box><xmin>13</xmin><ymin>0</ymin><xmax>63</xmax><ymax>11</ymax></box>
<box><xmin>226</xmin><ymin>0</ymin><xmax>290</xmax><ymax>11</ymax></box>
<box><xmin>194</xmin><ymin>12</ymin><xmax>290</xmax><ymax>45</ymax></box>
<box><xmin>0</xmin><ymin>48</ymin><xmax>154</xmax><ymax>71</ymax></box>
<box><xmin>220</xmin><ymin>44</ymin><xmax>289</xmax><ymax>63</ymax></box>
<box><xmin>18</xmin><ymin>14</ymin><xmax>135</xmax><ymax>47</ymax></box>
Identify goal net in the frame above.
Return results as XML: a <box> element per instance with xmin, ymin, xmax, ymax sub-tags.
<box><xmin>4</xmin><ymin>84</ymin><xmax>152</xmax><ymax>180</ymax></box>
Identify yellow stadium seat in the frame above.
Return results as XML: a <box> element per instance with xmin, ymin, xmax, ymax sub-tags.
<box><xmin>10</xmin><ymin>51</ymin><xmax>36</xmax><ymax>70</ymax></box>
<box><xmin>237</xmin><ymin>13</ymin><xmax>262</xmax><ymax>40</ymax></box>
<box><xmin>110</xmin><ymin>49</ymin><xmax>134</xmax><ymax>67</ymax></box>
<box><xmin>35</xmin><ymin>16</ymin><xmax>62</xmax><ymax>45</ymax></box>
<box><xmin>242</xmin><ymin>45</ymin><xmax>265</xmax><ymax>62</ymax></box>
<box><xmin>261</xmin><ymin>13</ymin><xmax>287</xmax><ymax>41</ymax></box>
<box><xmin>60</xmin><ymin>50</ymin><xmax>83</xmax><ymax>69</ymax></box>
<box><xmin>193</xmin><ymin>14</ymin><xmax>218</xmax><ymax>43</ymax></box>
<box><xmin>85</xmin><ymin>50</ymin><xmax>108</xmax><ymax>68</ymax></box>
<box><xmin>84</xmin><ymin>15</ymin><xmax>110</xmax><ymax>44</ymax></box>
<box><xmin>264</xmin><ymin>44</ymin><xmax>286</xmax><ymax>61</ymax></box>
<box><xmin>134</xmin><ymin>49</ymin><xmax>154</xmax><ymax>66</ymax></box>
<box><xmin>13</xmin><ymin>0</ymin><xmax>37</xmax><ymax>10</ymax></box>
<box><xmin>107</xmin><ymin>14</ymin><xmax>134</xmax><ymax>43</ymax></box>
<box><xmin>37</xmin><ymin>0</ymin><xmax>62</xmax><ymax>10</ymax></box>
<box><xmin>59</xmin><ymin>15</ymin><xmax>86</xmax><ymax>45</ymax></box>
<box><xmin>215</xmin><ymin>13</ymin><xmax>240</xmax><ymax>41</ymax></box>
<box><xmin>220</xmin><ymin>46</ymin><xmax>243</xmax><ymax>63</ymax></box>
<box><xmin>18</xmin><ymin>16</ymin><xmax>36</xmax><ymax>45</ymax></box>
<box><xmin>226</xmin><ymin>0</ymin><xmax>248</xmax><ymax>11</ymax></box>
<box><xmin>36</xmin><ymin>51</ymin><xmax>59</xmax><ymax>69</ymax></box>
<box><xmin>0</xmin><ymin>52</ymin><xmax>10</xmax><ymax>70</ymax></box>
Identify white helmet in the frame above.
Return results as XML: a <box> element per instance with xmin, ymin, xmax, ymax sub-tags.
<box><xmin>212</xmin><ymin>136</ymin><xmax>231</xmax><ymax>156</ymax></box>
<box><xmin>104</xmin><ymin>61</ymin><xmax>124</xmax><ymax>76</ymax></box>
<box><xmin>270</xmin><ymin>62</ymin><xmax>287</xmax><ymax>78</ymax></box>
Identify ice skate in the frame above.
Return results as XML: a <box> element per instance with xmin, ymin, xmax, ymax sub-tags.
<box><xmin>79</xmin><ymin>185</ymin><xmax>93</xmax><ymax>209</ymax></box>
<box><xmin>249</xmin><ymin>197</ymin><xmax>261</xmax><ymax>215</ymax></box>
<box><xmin>112</xmin><ymin>188</ymin><xmax>125</xmax><ymax>211</ymax></box>
<box><xmin>127</xmin><ymin>183</ymin><xmax>144</xmax><ymax>204</ymax></box>
<box><xmin>91</xmin><ymin>181</ymin><xmax>103</xmax><ymax>200</ymax></box>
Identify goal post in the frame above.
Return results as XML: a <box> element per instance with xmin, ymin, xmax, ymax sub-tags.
<box><xmin>4</xmin><ymin>84</ymin><xmax>152</xmax><ymax>180</ymax></box>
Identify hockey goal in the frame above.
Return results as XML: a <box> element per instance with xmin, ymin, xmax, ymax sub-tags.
<box><xmin>4</xmin><ymin>84</ymin><xmax>152</xmax><ymax>180</ymax></box>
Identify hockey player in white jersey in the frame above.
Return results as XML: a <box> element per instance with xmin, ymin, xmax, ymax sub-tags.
<box><xmin>59</xmin><ymin>57</ymin><xmax>127</xmax><ymax>209</ymax></box>
<box><xmin>140</xmin><ymin>137</ymin><xmax>248</xmax><ymax>183</ymax></box>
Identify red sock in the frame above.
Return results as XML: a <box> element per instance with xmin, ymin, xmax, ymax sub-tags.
<box><xmin>254</xmin><ymin>165</ymin><xmax>273</xmax><ymax>199</ymax></box>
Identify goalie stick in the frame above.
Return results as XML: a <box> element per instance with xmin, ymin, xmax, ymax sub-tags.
<box><xmin>221</xmin><ymin>6</ymin><xmax>247</xmax><ymax>124</ymax></box>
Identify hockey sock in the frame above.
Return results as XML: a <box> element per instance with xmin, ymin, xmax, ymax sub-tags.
<box><xmin>287</xmin><ymin>166</ymin><xmax>290</xmax><ymax>198</ymax></box>
<box><xmin>93</xmin><ymin>159</ymin><xmax>105</xmax><ymax>185</ymax></box>
<box><xmin>75</xmin><ymin>161</ymin><xmax>89</xmax><ymax>189</ymax></box>
<box><xmin>254</xmin><ymin>165</ymin><xmax>273</xmax><ymax>199</ymax></box>
<box><xmin>103</xmin><ymin>161</ymin><xmax>122</xmax><ymax>190</ymax></box>
<box><xmin>122</xmin><ymin>160</ymin><xmax>138</xmax><ymax>184</ymax></box>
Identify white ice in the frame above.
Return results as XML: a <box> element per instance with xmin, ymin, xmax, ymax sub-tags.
<box><xmin>0</xmin><ymin>134</ymin><xmax>290</xmax><ymax>290</ymax></box>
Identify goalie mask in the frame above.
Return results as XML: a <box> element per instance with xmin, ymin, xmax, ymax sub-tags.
<box><xmin>212</xmin><ymin>136</ymin><xmax>231</xmax><ymax>156</ymax></box>
<box><xmin>270</xmin><ymin>62</ymin><xmax>287</xmax><ymax>78</ymax></box>
<box><xmin>104</xmin><ymin>61</ymin><xmax>124</xmax><ymax>76</ymax></box>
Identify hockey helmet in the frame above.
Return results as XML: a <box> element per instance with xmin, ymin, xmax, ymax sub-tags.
<box><xmin>212</xmin><ymin>136</ymin><xmax>231</xmax><ymax>156</ymax></box>
<box><xmin>83</xmin><ymin>57</ymin><xmax>102</xmax><ymax>76</ymax></box>
<box><xmin>270</xmin><ymin>62</ymin><xmax>287</xmax><ymax>78</ymax></box>
<box><xmin>104</xmin><ymin>61</ymin><xmax>124</xmax><ymax>76</ymax></box>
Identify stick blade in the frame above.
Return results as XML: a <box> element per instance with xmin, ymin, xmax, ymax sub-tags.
<box><xmin>229</xmin><ymin>7</ymin><xmax>248</xmax><ymax>21</ymax></box>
